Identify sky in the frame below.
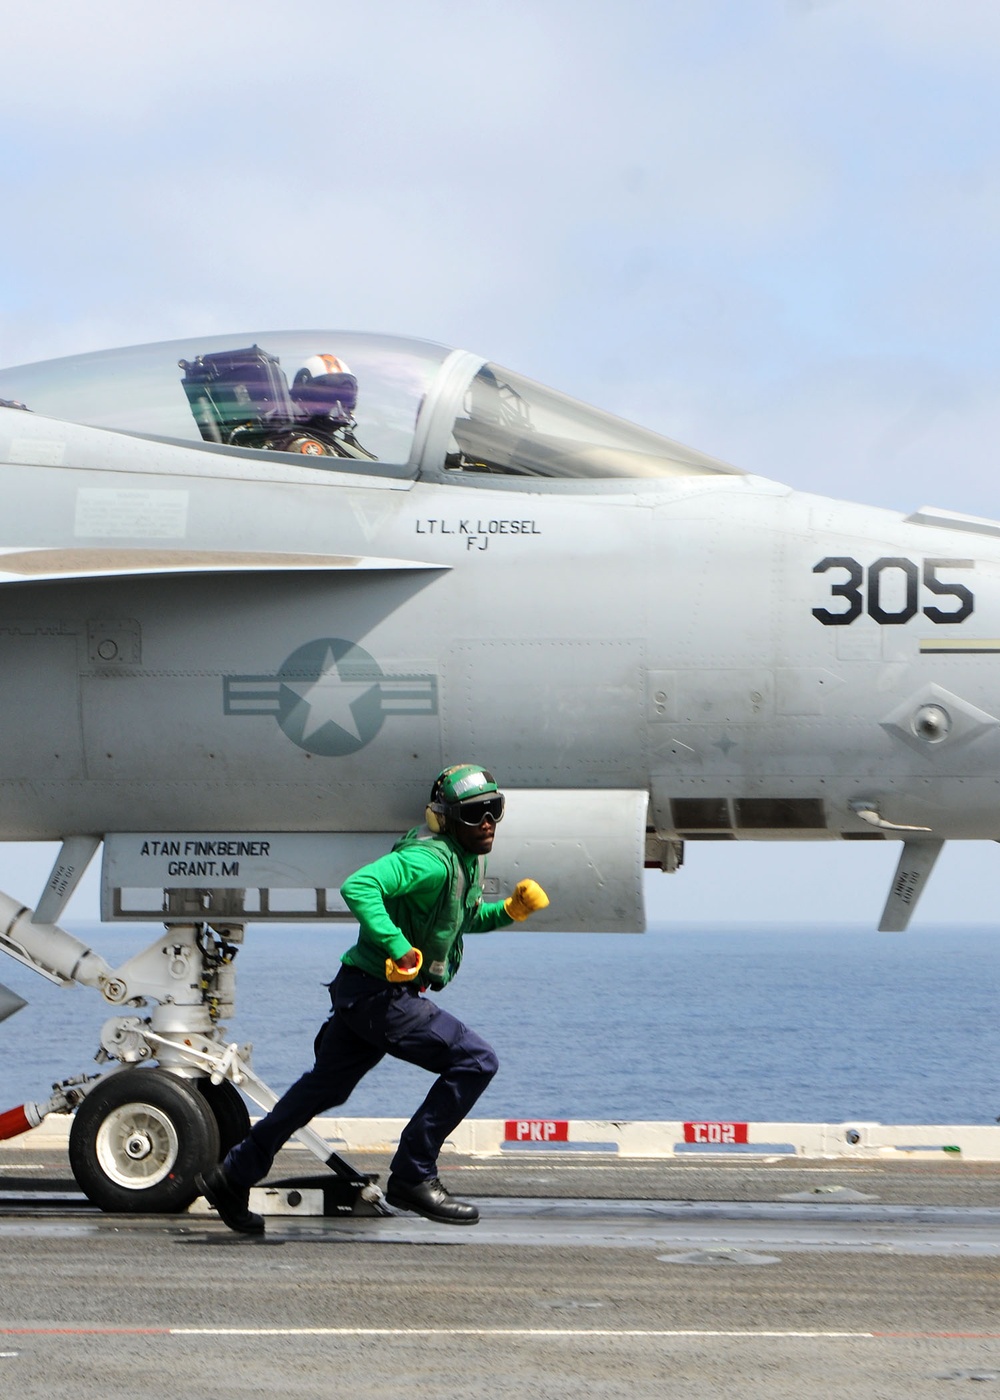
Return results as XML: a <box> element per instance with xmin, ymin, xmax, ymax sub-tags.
<box><xmin>3</xmin><ymin>0</ymin><xmax>1000</xmax><ymax>931</ymax></box>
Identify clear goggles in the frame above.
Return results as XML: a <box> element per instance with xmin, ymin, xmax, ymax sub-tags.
<box><xmin>449</xmin><ymin>793</ymin><xmax>506</xmax><ymax>826</ymax></box>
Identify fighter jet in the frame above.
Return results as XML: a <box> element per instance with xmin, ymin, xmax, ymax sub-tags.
<box><xmin>0</xmin><ymin>329</ymin><xmax>994</xmax><ymax>1210</ymax></box>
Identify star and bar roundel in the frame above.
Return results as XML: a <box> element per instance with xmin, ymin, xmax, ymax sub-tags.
<box><xmin>223</xmin><ymin>639</ymin><xmax>438</xmax><ymax>756</ymax></box>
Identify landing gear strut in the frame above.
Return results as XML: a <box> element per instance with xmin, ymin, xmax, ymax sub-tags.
<box><xmin>1</xmin><ymin>897</ymin><xmax>390</xmax><ymax>1216</ymax></box>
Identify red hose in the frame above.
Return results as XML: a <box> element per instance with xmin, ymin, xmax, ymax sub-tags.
<box><xmin>0</xmin><ymin>1104</ymin><xmax>34</xmax><ymax>1141</ymax></box>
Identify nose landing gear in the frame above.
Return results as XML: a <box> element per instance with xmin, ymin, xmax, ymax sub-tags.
<box><xmin>68</xmin><ymin>1068</ymin><xmax>222</xmax><ymax>1213</ymax></box>
<box><xmin>2</xmin><ymin>899</ymin><xmax>386</xmax><ymax>1216</ymax></box>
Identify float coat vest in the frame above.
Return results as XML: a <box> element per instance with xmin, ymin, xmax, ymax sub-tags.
<box><xmin>340</xmin><ymin>827</ymin><xmax>511</xmax><ymax>989</ymax></box>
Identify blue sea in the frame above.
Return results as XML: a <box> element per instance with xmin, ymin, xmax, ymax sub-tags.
<box><xmin>2</xmin><ymin>922</ymin><xmax>999</xmax><ymax>1126</ymax></box>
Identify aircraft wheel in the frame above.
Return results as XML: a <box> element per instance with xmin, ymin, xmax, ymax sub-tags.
<box><xmin>197</xmin><ymin>1078</ymin><xmax>251</xmax><ymax>1156</ymax></box>
<box><xmin>69</xmin><ymin>1069</ymin><xmax>220</xmax><ymax>1213</ymax></box>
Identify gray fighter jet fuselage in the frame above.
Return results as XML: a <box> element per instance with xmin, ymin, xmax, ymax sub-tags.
<box><xmin>0</xmin><ymin>332</ymin><xmax>995</xmax><ymax>933</ymax></box>
<box><xmin>0</xmin><ymin>328</ymin><xmax>995</xmax><ymax>1210</ymax></box>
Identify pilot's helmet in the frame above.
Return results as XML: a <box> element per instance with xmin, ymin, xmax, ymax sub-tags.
<box><xmin>425</xmin><ymin>764</ymin><xmax>505</xmax><ymax>833</ymax></box>
<box><xmin>291</xmin><ymin>353</ymin><xmax>358</xmax><ymax>424</ymax></box>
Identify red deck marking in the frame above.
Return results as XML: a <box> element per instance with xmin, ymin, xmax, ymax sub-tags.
<box><xmin>0</xmin><ymin>1328</ymin><xmax>170</xmax><ymax>1335</ymax></box>
<box><xmin>504</xmin><ymin>1119</ymin><xmax>569</xmax><ymax>1143</ymax></box>
<box><xmin>683</xmin><ymin>1122</ymin><xmax>749</xmax><ymax>1145</ymax></box>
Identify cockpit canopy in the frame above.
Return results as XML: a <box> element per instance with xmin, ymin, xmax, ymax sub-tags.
<box><xmin>0</xmin><ymin>331</ymin><xmax>740</xmax><ymax>481</ymax></box>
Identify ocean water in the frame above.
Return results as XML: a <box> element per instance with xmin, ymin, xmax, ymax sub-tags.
<box><xmin>1</xmin><ymin>921</ymin><xmax>999</xmax><ymax>1126</ymax></box>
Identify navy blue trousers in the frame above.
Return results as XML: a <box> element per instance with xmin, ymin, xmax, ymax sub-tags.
<box><xmin>223</xmin><ymin>965</ymin><xmax>499</xmax><ymax>1188</ymax></box>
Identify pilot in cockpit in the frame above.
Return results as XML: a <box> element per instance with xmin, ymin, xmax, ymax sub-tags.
<box><xmin>179</xmin><ymin>345</ymin><xmax>375</xmax><ymax>460</ymax></box>
<box><xmin>287</xmin><ymin>353</ymin><xmax>376</xmax><ymax>460</ymax></box>
<box><xmin>291</xmin><ymin>354</ymin><xmax>356</xmax><ymax>424</ymax></box>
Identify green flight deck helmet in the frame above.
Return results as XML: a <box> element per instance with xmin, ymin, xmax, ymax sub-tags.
<box><xmin>426</xmin><ymin>764</ymin><xmax>505</xmax><ymax>833</ymax></box>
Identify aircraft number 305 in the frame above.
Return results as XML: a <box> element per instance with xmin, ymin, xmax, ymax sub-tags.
<box><xmin>812</xmin><ymin>557</ymin><xmax>974</xmax><ymax>626</ymax></box>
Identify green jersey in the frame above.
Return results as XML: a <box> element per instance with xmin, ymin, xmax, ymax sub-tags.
<box><xmin>340</xmin><ymin>827</ymin><xmax>512</xmax><ymax>988</ymax></box>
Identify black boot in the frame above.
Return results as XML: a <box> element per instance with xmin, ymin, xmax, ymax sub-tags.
<box><xmin>196</xmin><ymin>1162</ymin><xmax>265</xmax><ymax>1235</ymax></box>
<box><xmin>386</xmin><ymin>1175</ymin><xmax>479</xmax><ymax>1224</ymax></box>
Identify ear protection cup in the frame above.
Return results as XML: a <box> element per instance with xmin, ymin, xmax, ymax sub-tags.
<box><xmin>426</xmin><ymin>766</ymin><xmax>459</xmax><ymax>833</ymax></box>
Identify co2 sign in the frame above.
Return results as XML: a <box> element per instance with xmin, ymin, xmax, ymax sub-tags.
<box><xmin>683</xmin><ymin>1122</ymin><xmax>749</xmax><ymax>1145</ymax></box>
<box><xmin>813</xmin><ymin>557</ymin><xmax>974</xmax><ymax>626</ymax></box>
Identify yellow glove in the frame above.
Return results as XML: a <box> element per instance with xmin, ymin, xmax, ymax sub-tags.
<box><xmin>385</xmin><ymin>948</ymin><xmax>423</xmax><ymax>982</ymax></box>
<box><xmin>504</xmin><ymin>879</ymin><xmax>550</xmax><ymax>922</ymax></box>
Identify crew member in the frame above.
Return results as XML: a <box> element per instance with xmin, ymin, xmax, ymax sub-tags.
<box><xmin>197</xmin><ymin>764</ymin><xmax>549</xmax><ymax>1233</ymax></box>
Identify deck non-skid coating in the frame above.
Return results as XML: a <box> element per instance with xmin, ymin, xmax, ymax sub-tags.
<box><xmin>5</xmin><ymin>1162</ymin><xmax>1000</xmax><ymax>1400</ymax></box>
<box><xmin>4</xmin><ymin>1194</ymin><xmax>1000</xmax><ymax>1256</ymax></box>
<box><xmin>3</xmin><ymin>1325</ymin><xmax>1000</xmax><ymax>1339</ymax></box>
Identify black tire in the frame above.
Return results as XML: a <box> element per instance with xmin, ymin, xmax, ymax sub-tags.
<box><xmin>197</xmin><ymin>1078</ymin><xmax>251</xmax><ymax>1157</ymax></box>
<box><xmin>69</xmin><ymin>1069</ymin><xmax>221</xmax><ymax>1214</ymax></box>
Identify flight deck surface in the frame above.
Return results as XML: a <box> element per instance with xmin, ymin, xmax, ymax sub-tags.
<box><xmin>2</xmin><ymin>1140</ymin><xmax>999</xmax><ymax>1398</ymax></box>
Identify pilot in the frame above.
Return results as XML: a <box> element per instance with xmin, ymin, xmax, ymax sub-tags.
<box><xmin>289</xmin><ymin>353</ymin><xmax>358</xmax><ymax>427</ymax></box>
<box><xmin>197</xmin><ymin>764</ymin><xmax>550</xmax><ymax>1233</ymax></box>
<box><xmin>286</xmin><ymin>352</ymin><xmax>377</xmax><ymax>459</ymax></box>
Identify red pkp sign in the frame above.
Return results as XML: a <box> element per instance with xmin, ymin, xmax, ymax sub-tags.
<box><xmin>683</xmin><ymin>1121</ymin><xmax>749</xmax><ymax>1145</ymax></box>
<box><xmin>504</xmin><ymin>1119</ymin><xmax>569</xmax><ymax>1143</ymax></box>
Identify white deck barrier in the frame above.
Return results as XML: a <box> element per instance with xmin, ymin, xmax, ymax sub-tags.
<box><xmin>10</xmin><ymin>1115</ymin><xmax>1000</xmax><ymax>1161</ymax></box>
<box><xmin>311</xmin><ymin>1117</ymin><xmax>1000</xmax><ymax>1162</ymax></box>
